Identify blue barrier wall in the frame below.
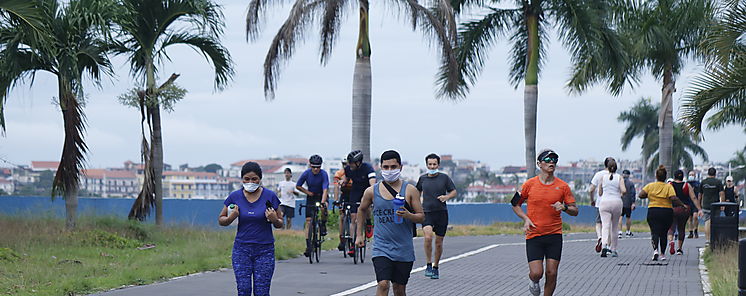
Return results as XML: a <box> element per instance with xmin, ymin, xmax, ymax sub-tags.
<box><xmin>1</xmin><ymin>196</ymin><xmax>661</xmax><ymax>229</ymax></box>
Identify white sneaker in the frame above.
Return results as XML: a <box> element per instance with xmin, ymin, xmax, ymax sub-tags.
<box><xmin>659</xmin><ymin>255</ymin><xmax>667</xmax><ymax>261</ymax></box>
<box><xmin>618</xmin><ymin>231</ymin><xmax>623</xmax><ymax>238</ymax></box>
<box><xmin>652</xmin><ymin>250</ymin><xmax>659</xmax><ymax>261</ymax></box>
<box><xmin>529</xmin><ymin>280</ymin><xmax>541</xmax><ymax>296</ymax></box>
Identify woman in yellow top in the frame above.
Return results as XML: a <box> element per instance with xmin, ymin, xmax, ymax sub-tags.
<box><xmin>638</xmin><ymin>165</ymin><xmax>686</xmax><ymax>261</ymax></box>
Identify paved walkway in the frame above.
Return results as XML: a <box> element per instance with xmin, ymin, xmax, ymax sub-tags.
<box><xmin>92</xmin><ymin>233</ymin><xmax>706</xmax><ymax>296</ymax></box>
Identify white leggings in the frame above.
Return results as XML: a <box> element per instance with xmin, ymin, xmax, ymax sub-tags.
<box><xmin>599</xmin><ymin>199</ymin><xmax>623</xmax><ymax>250</ymax></box>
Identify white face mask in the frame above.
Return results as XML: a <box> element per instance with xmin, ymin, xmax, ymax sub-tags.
<box><xmin>381</xmin><ymin>169</ymin><xmax>401</xmax><ymax>182</ymax></box>
<box><xmin>243</xmin><ymin>182</ymin><xmax>260</xmax><ymax>193</ymax></box>
<box><xmin>427</xmin><ymin>169</ymin><xmax>438</xmax><ymax>175</ymax></box>
<box><xmin>688</xmin><ymin>176</ymin><xmax>696</xmax><ymax>182</ymax></box>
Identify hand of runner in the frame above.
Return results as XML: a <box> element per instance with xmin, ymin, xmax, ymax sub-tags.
<box><xmin>265</xmin><ymin>207</ymin><xmax>278</xmax><ymax>221</ymax></box>
<box><xmin>698</xmin><ymin>211</ymin><xmax>703</xmax><ymax>218</ymax></box>
<box><xmin>230</xmin><ymin>205</ymin><xmax>240</xmax><ymax>219</ymax></box>
<box><xmin>523</xmin><ymin>218</ymin><xmax>536</xmax><ymax>234</ymax></box>
<box><xmin>631</xmin><ymin>204</ymin><xmax>636</xmax><ymax>211</ymax></box>
<box><xmin>551</xmin><ymin>201</ymin><xmax>564</xmax><ymax>212</ymax></box>
<box><xmin>395</xmin><ymin>206</ymin><xmax>411</xmax><ymax>219</ymax></box>
<box><xmin>437</xmin><ymin>195</ymin><xmax>448</xmax><ymax>202</ymax></box>
<box><xmin>590</xmin><ymin>199</ymin><xmax>596</xmax><ymax>207</ymax></box>
<box><xmin>355</xmin><ymin>235</ymin><xmax>365</xmax><ymax>248</ymax></box>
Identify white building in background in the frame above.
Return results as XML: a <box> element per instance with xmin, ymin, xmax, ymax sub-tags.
<box><xmin>30</xmin><ymin>161</ymin><xmax>59</xmax><ymax>172</ymax></box>
<box><xmin>81</xmin><ymin>169</ymin><xmax>139</xmax><ymax>198</ymax></box>
<box><xmin>162</xmin><ymin>171</ymin><xmax>231</xmax><ymax>199</ymax></box>
<box><xmin>0</xmin><ymin>177</ymin><xmax>14</xmax><ymax>194</ymax></box>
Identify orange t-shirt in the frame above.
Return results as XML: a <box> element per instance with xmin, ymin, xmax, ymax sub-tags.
<box><xmin>334</xmin><ymin>170</ymin><xmax>352</xmax><ymax>189</ymax></box>
<box><xmin>518</xmin><ymin>176</ymin><xmax>576</xmax><ymax>239</ymax></box>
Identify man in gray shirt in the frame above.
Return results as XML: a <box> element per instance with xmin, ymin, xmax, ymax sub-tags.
<box><xmin>416</xmin><ymin>153</ymin><xmax>457</xmax><ymax>280</ymax></box>
<box><xmin>619</xmin><ymin>170</ymin><xmax>636</xmax><ymax>237</ymax></box>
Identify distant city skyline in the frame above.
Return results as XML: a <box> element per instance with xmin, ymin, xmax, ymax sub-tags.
<box><xmin>1</xmin><ymin>0</ymin><xmax>743</xmax><ymax>171</ymax></box>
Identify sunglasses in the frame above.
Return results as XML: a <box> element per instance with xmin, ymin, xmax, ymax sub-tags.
<box><xmin>540</xmin><ymin>157</ymin><xmax>558</xmax><ymax>164</ymax></box>
<box><xmin>311</xmin><ymin>166</ymin><xmax>321</xmax><ymax>169</ymax></box>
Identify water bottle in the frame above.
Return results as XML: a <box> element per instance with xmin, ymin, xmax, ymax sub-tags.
<box><xmin>227</xmin><ymin>204</ymin><xmax>236</xmax><ymax>216</ymax></box>
<box><xmin>393</xmin><ymin>196</ymin><xmax>405</xmax><ymax>224</ymax></box>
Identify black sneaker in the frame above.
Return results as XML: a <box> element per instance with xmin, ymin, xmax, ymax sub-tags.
<box><xmin>337</xmin><ymin>241</ymin><xmax>344</xmax><ymax>251</ymax></box>
<box><xmin>601</xmin><ymin>248</ymin><xmax>608</xmax><ymax>258</ymax></box>
<box><xmin>320</xmin><ymin>224</ymin><xmax>327</xmax><ymax>237</ymax></box>
<box><xmin>687</xmin><ymin>231</ymin><xmax>694</xmax><ymax>239</ymax></box>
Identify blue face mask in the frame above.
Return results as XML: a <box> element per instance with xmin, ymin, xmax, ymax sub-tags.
<box><xmin>427</xmin><ymin>169</ymin><xmax>438</xmax><ymax>175</ymax></box>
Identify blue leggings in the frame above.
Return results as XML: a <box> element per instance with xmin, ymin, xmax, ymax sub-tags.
<box><xmin>232</xmin><ymin>242</ymin><xmax>275</xmax><ymax>296</ymax></box>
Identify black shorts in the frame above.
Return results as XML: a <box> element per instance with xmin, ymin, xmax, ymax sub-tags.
<box><xmin>526</xmin><ymin>234</ymin><xmax>563</xmax><ymax>262</ymax></box>
<box><xmin>305</xmin><ymin>196</ymin><xmax>322</xmax><ymax>218</ymax></box>
<box><xmin>280</xmin><ymin>205</ymin><xmax>295</xmax><ymax>218</ymax></box>
<box><xmin>372</xmin><ymin>256</ymin><xmax>414</xmax><ymax>285</ymax></box>
<box><xmin>691</xmin><ymin>205</ymin><xmax>698</xmax><ymax>214</ymax></box>
<box><xmin>423</xmin><ymin>211</ymin><xmax>449</xmax><ymax>237</ymax></box>
<box><xmin>621</xmin><ymin>207</ymin><xmax>632</xmax><ymax>218</ymax></box>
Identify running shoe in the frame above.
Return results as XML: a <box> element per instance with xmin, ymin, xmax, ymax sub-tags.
<box><xmin>425</xmin><ymin>264</ymin><xmax>433</xmax><ymax>277</ymax></box>
<box><xmin>687</xmin><ymin>231</ymin><xmax>694</xmax><ymax>239</ymax></box>
<box><xmin>676</xmin><ymin>249</ymin><xmax>683</xmax><ymax>255</ymax></box>
<box><xmin>627</xmin><ymin>231</ymin><xmax>634</xmax><ymax>237</ymax></box>
<box><xmin>338</xmin><ymin>241</ymin><xmax>345</xmax><ymax>251</ymax></box>
<box><xmin>669</xmin><ymin>242</ymin><xmax>675</xmax><ymax>255</ymax></box>
<box><xmin>694</xmin><ymin>230</ymin><xmax>699</xmax><ymax>238</ymax></box>
<box><xmin>618</xmin><ymin>231</ymin><xmax>623</xmax><ymax>238</ymax></box>
<box><xmin>595</xmin><ymin>238</ymin><xmax>602</xmax><ymax>253</ymax></box>
<box><xmin>611</xmin><ymin>251</ymin><xmax>619</xmax><ymax>257</ymax></box>
<box><xmin>529</xmin><ymin>280</ymin><xmax>541</xmax><ymax>296</ymax></box>
<box><xmin>347</xmin><ymin>249</ymin><xmax>355</xmax><ymax>256</ymax></box>
<box><xmin>652</xmin><ymin>250</ymin><xmax>659</xmax><ymax>261</ymax></box>
<box><xmin>660</xmin><ymin>255</ymin><xmax>667</xmax><ymax>261</ymax></box>
<box><xmin>600</xmin><ymin>248</ymin><xmax>608</xmax><ymax>258</ymax></box>
<box><xmin>430</xmin><ymin>268</ymin><xmax>439</xmax><ymax>279</ymax></box>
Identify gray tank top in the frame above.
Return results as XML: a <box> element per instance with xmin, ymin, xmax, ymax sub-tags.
<box><xmin>371</xmin><ymin>181</ymin><xmax>415</xmax><ymax>262</ymax></box>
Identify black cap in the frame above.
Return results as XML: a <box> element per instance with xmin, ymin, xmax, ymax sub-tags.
<box><xmin>537</xmin><ymin>149</ymin><xmax>559</xmax><ymax>161</ymax></box>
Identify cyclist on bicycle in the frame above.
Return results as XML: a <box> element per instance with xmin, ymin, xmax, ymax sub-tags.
<box><xmin>296</xmin><ymin>154</ymin><xmax>329</xmax><ymax>257</ymax></box>
<box><xmin>341</xmin><ymin>150</ymin><xmax>377</xmax><ymax>256</ymax></box>
<box><xmin>334</xmin><ymin>156</ymin><xmax>353</xmax><ymax>251</ymax></box>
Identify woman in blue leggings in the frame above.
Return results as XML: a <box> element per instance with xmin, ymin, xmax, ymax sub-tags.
<box><xmin>219</xmin><ymin>162</ymin><xmax>283</xmax><ymax>296</ymax></box>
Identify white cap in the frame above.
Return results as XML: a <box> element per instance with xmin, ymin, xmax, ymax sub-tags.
<box><xmin>726</xmin><ymin>175</ymin><xmax>733</xmax><ymax>182</ymax></box>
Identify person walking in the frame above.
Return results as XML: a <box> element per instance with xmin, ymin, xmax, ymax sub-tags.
<box><xmin>667</xmin><ymin>170</ymin><xmax>700</xmax><ymax>255</ymax></box>
<box><xmin>700</xmin><ymin>167</ymin><xmax>725</xmax><ymax>243</ymax></box>
<box><xmin>512</xmin><ymin>149</ymin><xmax>578</xmax><ymax>296</ymax></box>
<box><xmin>589</xmin><ymin>157</ymin><xmax>613</xmax><ymax>252</ymax></box>
<box><xmin>218</xmin><ymin>162</ymin><xmax>283</xmax><ymax>296</ymax></box>
<box><xmin>356</xmin><ymin>150</ymin><xmax>425</xmax><ymax>296</ymax></box>
<box><xmin>724</xmin><ymin>175</ymin><xmax>739</xmax><ymax>216</ymax></box>
<box><xmin>639</xmin><ymin>165</ymin><xmax>687</xmax><ymax>261</ymax></box>
<box><xmin>277</xmin><ymin>168</ymin><xmax>298</xmax><ymax>229</ymax></box>
<box><xmin>416</xmin><ymin>153</ymin><xmax>457</xmax><ymax>279</ymax></box>
<box><xmin>618</xmin><ymin>170</ymin><xmax>636</xmax><ymax>237</ymax></box>
<box><xmin>686</xmin><ymin>171</ymin><xmax>701</xmax><ymax>238</ymax></box>
<box><xmin>597</xmin><ymin>158</ymin><xmax>626</xmax><ymax>257</ymax></box>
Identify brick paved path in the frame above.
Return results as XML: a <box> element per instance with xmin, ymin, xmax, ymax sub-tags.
<box><xmin>92</xmin><ymin>233</ymin><xmax>705</xmax><ymax>296</ymax></box>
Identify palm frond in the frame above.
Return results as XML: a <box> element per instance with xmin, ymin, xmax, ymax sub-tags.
<box><xmin>157</xmin><ymin>32</ymin><xmax>233</xmax><ymax>90</ymax></box>
<box><xmin>507</xmin><ymin>13</ymin><xmax>548</xmax><ymax>87</ymax></box>
<box><xmin>246</xmin><ymin>0</ymin><xmax>291</xmax><ymax>41</ymax></box>
<box><xmin>318</xmin><ymin>0</ymin><xmax>351</xmax><ymax>65</ymax></box>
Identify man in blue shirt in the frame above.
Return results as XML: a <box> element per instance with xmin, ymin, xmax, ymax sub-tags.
<box><xmin>342</xmin><ymin>150</ymin><xmax>377</xmax><ymax>256</ymax></box>
<box><xmin>296</xmin><ymin>154</ymin><xmax>329</xmax><ymax>257</ymax></box>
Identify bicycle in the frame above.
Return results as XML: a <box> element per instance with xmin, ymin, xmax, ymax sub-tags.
<box><xmin>334</xmin><ymin>200</ymin><xmax>368</xmax><ymax>264</ymax></box>
<box><xmin>299</xmin><ymin>201</ymin><xmax>324</xmax><ymax>264</ymax></box>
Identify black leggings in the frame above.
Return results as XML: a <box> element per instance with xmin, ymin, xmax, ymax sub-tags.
<box><xmin>668</xmin><ymin>206</ymin><xmax>690</xmax><ymax>242</ymax></box>
<box><xmin>647</xmin><ymin>207</ymin><xmax>673</xmax><ymax>253</ymax></box>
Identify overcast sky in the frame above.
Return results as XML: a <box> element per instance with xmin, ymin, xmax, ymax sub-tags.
<box><xmin>1</xmin><ymin>0</ymin><xmax>743</xmax><ymax>170</ymax></box>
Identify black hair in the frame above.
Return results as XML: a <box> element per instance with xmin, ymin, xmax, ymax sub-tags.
<box><xmin>607</xmin><ymin>158</ymin><xmax>617</xmax><ymax>180</ymax></box>
<box><xmin>381</xmin><ymin>150</ymin><xmax>402</xmax><ymax>165</ymax></box>
<box><xmin>622</xmin><ymin>169</ymin><xmax>631</xmax><ymax>175</ymax></box>
<box><xmin>655</xmin><ymin>165</ymin><xmax>667</xmax><ymax>182</ymax></box>
<box><xmin>673</xmin><ymin>169</ymin><xmax>684</xmax><ymax>181</ymax></box>
<box><xmin>707</xmin><ymin>167</ymin><xmax>716</xmax><ymax>176</ymax></box>
<box><xmin>284</xmin><ymin>168</ymin><xmax>291</xmax><ymax>173</ymax></box>
<box><xmin>241</xmin><ymin>162</ymin><xmax>262</xmax><ymax>179</ymax></box>
<box><xmin>425</xmin><ymin>153</ymin><xmax>440</xmax><ymax>165</ymax></box>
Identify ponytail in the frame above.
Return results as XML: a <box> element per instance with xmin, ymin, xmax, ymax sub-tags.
<box><xmin>607</xmin><ymin>160</ymin><xmax>617</xmax><ymax>180</ymax></box>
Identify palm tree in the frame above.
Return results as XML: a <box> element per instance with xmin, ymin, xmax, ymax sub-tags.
<box><xmin>682</xmin><ymin>0</ymin><xmax>746</xmax><ymax>134</ymax></box>
<box><xmin>0</xmin><ymin>0</ymin><xmax>44</xmax><ymax>31</ymax></box>
<box><xmin>441</xmin><ymin>0</ymin><xmax>627</xmax><ymax>178</ymax></box>
<box><xmin>618</xmin><ymin>98</ymin><xmax>658</xmax><ymax>181</ymax></box>
<box><xmin>608</xmin><ymin>0</ymin><xmax>715</xmax><ymax>174</ymax></box>
<box><xmin>618</xmin><ymin>99</ymin><xmax>708</xmax><ymax>175</ymax></box>
<box><xmin>113</xmin><ymin>0</ymin><xmax>233</xmax><ymax>224</ymax></box>
<box><xmin>0</xmin><ymin>0</ymin><xmax>115</xmax><ymax>228</ymax></box>
<box><xmin>246</xmin><ymin>0</ymin><xmax>461</xmax><ymax>163</ymax></box>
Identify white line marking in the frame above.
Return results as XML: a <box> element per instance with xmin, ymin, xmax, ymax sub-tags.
<box><xmin>330</xmin><ymin>236</ymin><xmax>636</xmax><ymax>296</ymax></box>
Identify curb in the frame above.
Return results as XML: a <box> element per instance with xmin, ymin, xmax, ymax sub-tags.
<box><xmin>698</xmin><ymin>247</ymin><xmax>712</xmax><ymax>296</ymax></box>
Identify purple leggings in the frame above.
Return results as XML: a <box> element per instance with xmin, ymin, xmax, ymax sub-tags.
<box><xmin>232</xmin><ymin>242</ymin><xmax>275</xmax><ymax>296</ymax></box>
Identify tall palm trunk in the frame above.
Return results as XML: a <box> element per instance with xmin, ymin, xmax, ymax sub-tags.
<box><xmin>351</xmin><ymin>0</ymin><xmax>372</xmax><ymax>163</ymax></box>
<box><xmin>54</xmin><ymin>78</ymin><xmax>85</xmax><ymax>229</ymax></box>
<box><xmin>150</xmin><ymin>104</ymin><xmax>164</xmax><ymax>225</ymax></box>
<box><xmin>523</xmin><ymin>13</ymin><xmax>540</xmax><ymax>178</ymax></box>
<box><xmin>659</xmin><ymin>69</ymin><xmax>675</xmax><ymax>173</ymax></box>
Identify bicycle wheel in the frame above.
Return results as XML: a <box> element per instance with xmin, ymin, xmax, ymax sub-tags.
<box><xmin>314</xmin><ymin>220</ymin><xmax>321</xmax><ymax>263</ymax></box>
<box><xmin>342</xmin><ymin>215</ymin><xmax>349</xmax><ymax>258</ymax></box>
<box><xmin>352</xmin><ymin>231</ymin><xmax>358</xmax><ymax>264</ymax></box>
<box><xmin>309</xmin><ymin>219</ymin><xmax>316</xmax><ymax>264</ymax></box>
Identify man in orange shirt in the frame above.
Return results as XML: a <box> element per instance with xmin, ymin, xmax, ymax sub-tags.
<box><xmin>512</xmin><ymin>149</ymin><xmax>578</xmax><ymax>296</ymax></box>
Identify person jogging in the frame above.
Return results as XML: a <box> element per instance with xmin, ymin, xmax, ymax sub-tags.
<box><xmin>686</xmin><ymin>171</ymin><xmax>701</xmax><ymax>238</ymax></box>
<box><xmin>512</xmin><ymin>149</ymin><xmax>578</xmax><ymax>296</ymax></box>
<box><xmin>589</xmin><ymin>157</ymin><xmax>613</xmax><ymax>252</ymax></box>
<box><xmin>639</xmin><ymin>165</ymin><xmax>687</xmax><ymax>261</ymax></box>
<box><xmin>619</xmin><ymin>170</ymin><xmax>636</xmax><ymax>237</ymax></box>
<box><xmin>356</xmin><ymin>150</ymin><xmax>424</xmax><ymax>296</ymax></box>
<box><xmin>597</xmin><ymin>158</ymin><xmax>626</xmax><ymax>257</ymax></box>
<box><xmin>277</xmin><ymin>168</ymin><xmax>298</xmax><ymax>229</ymax></box>
<box><xmin>667</xmin><ymin>170</ymin><xmax>700</xmax><ymax>255</ymax></box>
<box><xmin>416</xmin><ymin>153</ymin><xmax>457</xmax><ymax>279</ymax></box>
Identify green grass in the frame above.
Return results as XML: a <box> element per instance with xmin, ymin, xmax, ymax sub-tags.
<box><xmin>703</xmin><ymin>243</ymin><xmax>738</xmax><ymax>296</ymax></box>
<box><xmin>0</xmin><ymin>215</ymin><xmax>309</xmax><ymax>296</ymax></box>
<box><xmin>436</xmin><ymin>220</ymin><xmax>651</xmax><ymax>237</ymax></box>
